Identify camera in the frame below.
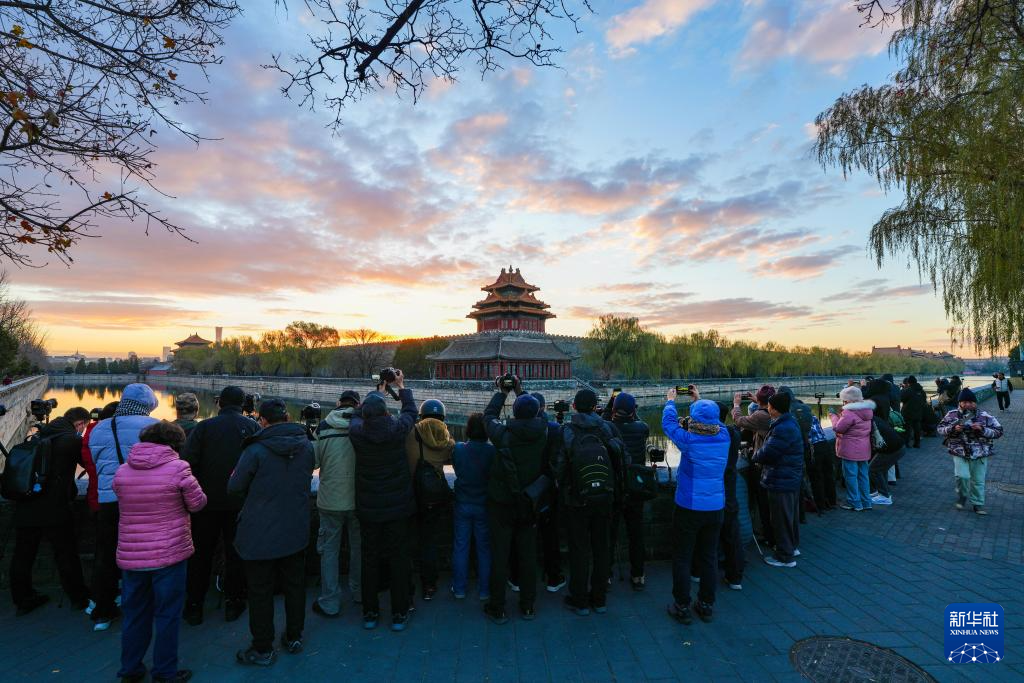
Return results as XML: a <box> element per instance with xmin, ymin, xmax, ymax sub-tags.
<box><xmin>30</xmin><ymin>398</ymin><xmax>57</xmax><ymax>422</ymax></box>
<box><xmin>89</xmin><ymin>407</ymin><xmax>101</xmax><ymax>421</ymax></box>
<box><xmin>813</xmin><ymin>392</ymin><xmax>825</xmax><ymax>400</ymax></box>
<box><xmin>647</xmin><ymin>446</ymin><xmax>666</xmax><ymax>463</ymax></box>
<box><xmin>551</xmin><ymin>399</ymin><xmax>570</xmax><ymax>414</ymax></box>
<box><xmin>242</xmin><ymin>393</ymin><xmax>261</xmax><ymax>415</ymax></box>
<box><xmin>675</xmin><ymin>384</ymin><xmax>695</xmax><ymax>397</ymax></box>
<box><xmin>496</xmin><ymin>373</ymin><xmax>517</xmax><ymax>391</ymax></box>
<box><xmin>378</xmin><ymin>367</ymin><xmax>398</xmax><ymax>384</ymax></box>
<box><xmin>300</xmin><ymin>403</ymin><xmax>322</xmax><ymax>428</ymax></box>
<box><xmin>739</xmin><ymin>391</ymin><xmax>754</xmax><ymax>401</ymax></box>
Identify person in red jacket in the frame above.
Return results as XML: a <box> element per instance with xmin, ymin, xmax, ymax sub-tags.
<box><xmin>113</xmin><ymin>421</ymin><xmax>206</xmax><ymax>683</ymax></box>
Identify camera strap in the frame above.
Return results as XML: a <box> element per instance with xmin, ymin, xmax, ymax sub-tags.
<box><xmin>111</xmin><ymin>417</ymin><xmax>125</xmax><ymax>466</ymax></box>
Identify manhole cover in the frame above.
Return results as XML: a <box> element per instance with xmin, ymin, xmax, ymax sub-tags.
<box><xmin>995</xmin><ymin>483</ymin><xmax>1024</xmax><ymax>495</ymax></box>
<box><xmin>790</xmin><ymin>637</ymin><xmax>936</xmax><ymax>682</ymax></box>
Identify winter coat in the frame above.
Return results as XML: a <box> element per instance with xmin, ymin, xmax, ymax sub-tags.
<box><xmin>405</xmin><ymin>418</ymin><xmax>455</xmax><ymax>477</ymax></box>
<box><xmin>880</xmin><ymin>374</ymin><xmax>902</xmax><ymax>412</ymax></box>
<box><xmin>663</xmin><ymin>400</ymin><xmax>729</xmax><ymax>511</ymax></box>
<box><xmin>314</xmin><ymin>407</ymin><xmax>357</xmax><ymax>512</ymax></box>
<box><xmin>608</xmin><ymin>416</ymin><xmax>648</xmax><ymax>467</ymax></box>
<box><xmin>864</xmin><ymin>380</ymin><xmax>892</xmax><ymax>417</ymax></box>
<box><xmin>89</xmin><ymin>414</ymin><xmax>160</xmax><ymax>504</ymax></box>
<box><xmin>182</xmin><ymin>406</ymin><xmax>260</xmax><ymax>512</ymax></box>
<box><xmin>731</xmin><ymin>405</ymin><xmax>771</xmax><ymax>453</ymax></box>
<box><xmin>751</xmin><ymin>412</ymin><xmax>804</xmax><ymax>492</ymax></box>
<box><xmin>113</xmin><ymin>442</ymin><xmax>207</xmax><ymax>570</ymax></box>
<box><xmin>900</xmin><ymin>384</ymin><xmax>928</xmax><ymax>421</ymax></box>
<box><xmin>350</xmin><ymin>389</ymin><xmax>417</xmax><ymax>524</ymax></box>
<box><xmin>452</xmin><ymin>439</ymin><xmax>496</xmax><ymax>507</ymax></box>
<box><xmin>830</xmin><ymin>400</ymin><xmax>874</xmax><ymax>461</ymax></box>
<box><xmin>14</xmin><ymin>417</ymin><xmax>83</xmax><ymax>528</ymax></box>
<box><xmin>81</xmin><ymin>422</ymin><xmax>100</xmax><ymax>512</ymax></box>
<box><xmin>483</xmin><ymin>392</ymin><xmax>550</xmax><ymax>506</ymax></box>
<box><xmin>553</xmin><ymin>409</ymin><xmax>624</xmax><ymax>508</ymax></box>
<box><xmin>937</xmin><ymin>409</ymin><xmax>1003</xmax><ymax>460</ymax></box>
<box><xmin>173</xmin><ymin>418</ymin><xmax>199</xmax><ymax>438</ymax></box>
<box><xmin>228</xmin><ymin>422</ymin><xmax>314</xmax><ymax>561</ymax></box>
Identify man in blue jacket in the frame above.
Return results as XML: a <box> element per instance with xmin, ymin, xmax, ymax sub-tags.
<box><xmin>751</xmin><ymin>392</ymin><xmax>804</xmax><ymax>568</ymax></box>
<box><xmin>662</xmin><ymin>387</ymin><xmax>729</xmax><ymax>625</ymax></box>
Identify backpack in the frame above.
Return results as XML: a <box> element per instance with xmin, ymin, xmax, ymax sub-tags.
<box><xmin>413</xmin><ymin>432</ymin><xmax>451</xmax><ymax>509</ymax></box>
<box><xmin>872</xmin><ymin>416</ymin><xmax>903</xmax><ymax>454</ymax></box>
<box><xmin>1</xmin><ymin>433</ymin><xmax>57</xmax><ymax>501</ymax></box>
<box><xmin>889</xmin><ymin>409</ymin><xmax>906</xmax><ymax>433</ymax></box>
<box><xmin>790</xmin><ymin>401</ymin><xmax>813</xmax><ymax>451</ymax></box>
<box><xmin>567</xmin><ymin>425</ymin><xmax>614</xmax><ymax>505</ymax></box>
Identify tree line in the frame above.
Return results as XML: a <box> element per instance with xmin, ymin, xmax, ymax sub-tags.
<box><xmin>0</xmin><ymin>272</ymin><xmax>47</xmax><ymax>376</ymax></box>
<box><xmin>583</xmin><ymin>315</ymin><xmax>965</xmax><ymax>381</ymax></box>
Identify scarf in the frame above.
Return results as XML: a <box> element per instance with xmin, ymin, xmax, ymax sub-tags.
<box><xmin>687</xmin><ymin>421</ymin><xmax>721</xmax><ymax>436</ymax></box>
<box><xmin>115</xmin><ymin>398</ymin><xmax>153</xmax><ymax>417</ymax></box>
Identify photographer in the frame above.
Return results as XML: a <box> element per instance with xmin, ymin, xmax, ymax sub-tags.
<box><xmin>482</xmin><ymin>376</ymin><xmax>549</xmax><ymax>624</ymax></box>
<box><xmin>899</xmin><ymin>376</ymin><xmax>928</xmax><ymax>448</ymax></box>
<box><xmin>87</xmin><ymin>383</ymin><xmax>160</xmax><ymax>632</ymax></box>
<box><xmin>663</xmin><ymin>387</ymin><xmax>729</xmax><ymax>625</ymax></box>
<box><xmin>751</xmin><ymin>392</ymin><xmax>804</xmax><ymax>569</ymax></box>
<box><xmin>173</xmin><ymin>393</ymin><xmax>200</xmax><ymax>437</ymax></box>
<box><xmin>312</xmin><ymin>390</ymin><xmax>361</xmax><ymax>618</ymax></box>
<box><xmin>9</xmin><ymin>407</ymin><xmax>92</xmax><ymax>616</ymax></box>
<box><xmin>937</xmin><ymin>388</ymin><xmax>1003</xmax><ymax>515</ymax></box>
<box><xmin>603</xmin><ymin>392</ymin><xmax>649</xmax><ymax>591</ymax></box>
<box><xmin>349</xmin><ymin>370</ymin><xmax>417</xmax><ymax>631</ymax></box>
<box><xmin>555</xmin><ymin>389</ymin><xmax>624</xmax><ymax>617</ymax></box>
<box><xmin>181</xmin><ymin>386</ymin><xmax>260</xmax><ymax>626</ymax></box>
<box><xmin>404</xmin><ymin>397</ymin><xmax>455</xmax><ymax>601</ymax></box>
<box><xmin>731</xmin><ymin>386</ymin><xmax>775</xmax><ymax>547</ymax></box>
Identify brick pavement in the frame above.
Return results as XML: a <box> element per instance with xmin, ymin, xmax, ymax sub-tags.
<box><xmin>1</xmin><ymin>395</ymin><xmax>1021</xmax><ymax>682</ymax></box>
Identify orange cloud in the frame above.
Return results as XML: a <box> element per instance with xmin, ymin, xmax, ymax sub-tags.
<box><xmin>606</xmin><ymin>0</ymin><xmax>715</xmax><ymax>57</ymax></box>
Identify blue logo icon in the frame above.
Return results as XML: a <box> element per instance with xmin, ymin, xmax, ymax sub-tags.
<box><xmin>946</xmin><ymin>603</ymin><xmax>1003</xmax><ymax>664</ymax></box>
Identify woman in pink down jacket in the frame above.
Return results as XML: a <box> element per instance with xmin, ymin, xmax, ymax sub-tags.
<box><xmin>113</xmin><ymin>421</ymin><xmax>206</xmax><ymax>683</ymax></box>
<box><xmin>828</xmin><ymin>386</ymin><xmax>874</xmax><ymax>512</ymax></box>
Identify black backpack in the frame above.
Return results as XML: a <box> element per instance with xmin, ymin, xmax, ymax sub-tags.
<box><xmin>413</xmin><ymin>431</ymin><xmax>451</xmax><ymax>509</ymax></box>
<box><xmin>872</xmin><ymin>416</ymin><xmax>903</xmax><ymax>454</ymax></box>
<box><xmin>1</xmin><ymin>432</ymin><xmax>57</xmax><ymax>501</ymax></box>
<box><xmin>567</xmin><ymin>425</ymin><xmax>614</xmax><ymax>505</ymax></box>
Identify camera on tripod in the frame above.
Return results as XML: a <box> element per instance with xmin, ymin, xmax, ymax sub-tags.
<box><xmin>300</xmin><ymin>403</ymin><xmax>322</xmax><ymax>430</ymax></box>
<box><xmin>30</xmin><ymin>398</ymin><xmax>57</xmax><ymax>422</ymax></box>
<box><xmin>647</xmin><ymin>446</ymin><xmax>666</xmax><ymax>463</ymax></box>
<box><xmin>242</xmin><ymin>393</ymin><xmax>261</xmax><ymax>415</ymax></box>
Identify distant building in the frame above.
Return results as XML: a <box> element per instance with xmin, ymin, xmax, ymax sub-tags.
<box><xmin>173</xmin><ymin>333</ymin><xmax>214</xmax><ymax>355</ymax></box>
<box><xmin>429</xmin><ymin>267</ymin><xmax>576</xmax><ymax>380</ymax></box>
<box><xmin>162</xmin><ymin>346</ymin><xmax>172</xmax><ymax>362</ymax></box>
<box><xmin>872</xmin><ymin>345</ymin><xmax>962</xmax><ymax>363</ymax></box>
<box><xmin>147</xmin><ymin>362</ymin><xmax>173</xmax><ymax>376</ymax></box>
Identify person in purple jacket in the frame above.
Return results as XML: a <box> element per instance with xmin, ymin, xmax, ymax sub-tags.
<box><xmin>114</xmin><ymin>421</ymin><xmax>207</xmax><ymax>683</ymax></box>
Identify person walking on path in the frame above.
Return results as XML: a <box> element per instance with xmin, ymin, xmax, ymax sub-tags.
<box><xmin>181</xmin><ymin>386</ymin><xmax>259</xmax><ymax>626</ymax></box>
<box><xmin>450</xmin><ymin>413</ymin><xmax>495</xmax><ymax>601</ymax></box>
<box><xmin>349</xmin><ymin>373</ymin><xmax>417</xmax><ymax>632</ymax></box>
<box><xmin>663</xmin><ymin>388</ymin><xmax>729</xmax><ymax>625</ymax></box>
<box><xmin>752</xmin><ymin>392</ymin><xmax>805</xmax><ymax>568</ymax></box>
<box><xmin>230</xmin><ymin>399</ymin><xmax>314</xmax><ymax>666</ymax></box>
<box><xmin>937</xmin><ymin>388</ymin><xmax>1004</xmax><ymax>515</ymax></box>
<box><xmin>86</xmin><ymin>383</ymin><xmax>160</xmax><ymax>631</ymax></box>
<box><xmin>114</xmin><ymin>421</ymin><xmax>207</xmax><ymax>683</ymax></box>
<box><xmin>312</xmin><ymin>391</ymin><xmax>361</xmax><ymax>618</ymax></box>
<box><xmin>829</xmin><ymin>386</ymin><xmax>874</xmax><ymax>512</ymax></box>
<box><xmin>992</xmin><ymin>373</ymin><xmax>1013</xmax><ymax>411</ymax></box>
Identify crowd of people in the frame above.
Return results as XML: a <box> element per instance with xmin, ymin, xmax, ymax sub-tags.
<box><xmin>2</xmin><ymin>370</ymin><xmax>1009</xmax><ymax>681</ymax></box>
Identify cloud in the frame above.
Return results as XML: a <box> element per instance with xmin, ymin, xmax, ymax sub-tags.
<box><xmin>566</xmin><ymin>290</ymin><xmax>813</xmax><ymax>328</ymax></box>
<box><xmin>30</xmin><ymin>298</ymin><xmax>210</xmax><ymax>331</ymax></box>
<box><xmin>850</xmin><ymin>283</ymin><xmax>933</xmax><ymax>302</ymax></box>
<box><xmin>758</xmin><ymin>246</ymin><xmax>850</xmax><ymax>279</ymax></box>
<box><xmin>606</xmin><ymin>0</ymin><xmax>715</xmax><ymax>57</ymax></box>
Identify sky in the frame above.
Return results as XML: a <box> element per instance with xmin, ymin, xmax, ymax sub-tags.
<box><xmin>9</xmin><ymin>0</ymin><xmax>964</xmax><ymax>358</ymax></box>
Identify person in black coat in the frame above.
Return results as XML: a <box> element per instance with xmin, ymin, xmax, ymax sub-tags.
<box><xmin>604</xmin><ymin>392</ymin><xmax>649</xmax><ymax>590</ymax></box>
<box><xmin>880</xmin><ymin>373</ymin><xmax>902</xmax><ymax>413</ymax></box>
<box><xmin>349</xmin><ymin>372</ymin><xmax>417</xmax><ymax>631</ymax></box>
<box><xmin>229</xmin><ymin>399</ymin><xmax>314</xmax><ymax>666</ymax></box>
<box><xmin>9</xmin><ymin>408</ymin><xmax>92</xmax><ymax>615</ymax></box>
<box><xmin>751</xmin><ymin>393</ymin><xmax>804</xmax><ymax>568</ymax></box>
<box><xmin>899</xmin><ymin>376</ymin><xmax>928</xmax><ymax>448</ymax></box>
<box><xmin>181</xmin><ymin>386</ymin><xmax>259</xmax><ymax>625</ymax></box>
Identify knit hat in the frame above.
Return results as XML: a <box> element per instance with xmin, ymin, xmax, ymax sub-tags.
<box><xmin>768</xmin><ymin>392</ymin><xmax>791</xmax><ymax>413</ymax></box>
<box><xmin>360</xmin><ymin>393</ymin><xmax>388</xmax><ymax>419</ymax></box>
<box><xmin>117</xmin><ymin>383</ymin><xmax>158</xmax><ymax>415</ymax></box>
<box><xmin>839</xmin><ymin>386</ymin><xmax>863</xmax><ymax>403</ymax></box>
<box><xmin>338</xmin><ymin>390</ymin><xmax>361</xmax><ymax>407</ymax></box>
<box><xmin>218</xmin><ymin>386</ymin><xmax>245</xmax><ymax>407</ymax></box>
<box><xmin>754</xmin><ymin>385</ymin><xmax>776</xmax><ymax>404</ymax></box>
<box><xmin>573</xmin><ymin>389</ymin><xmax>599</xmax><ymax>413</ymax></box>
<box><xmin>258</xmin><ymin>398</ymin><xmax>288</xmax><ymax>423</ymax></box>
<box><xmin>175</xmin><ymin>393</ymin><xmax>200</xmax><ymax>418</ymax></box>
<box><xmin>958</xmin><ymin>387</ymin><xmax>977</xmax><ymax>403</ymax></box>
<box><xmin>612</xmin><ymin>392</ymin><xmax>637</xmax><ymax>415</ymax></box>
<box><xmin>513</xmin><ymin>394</ymin><xmax>541</xmax><ymax>420</ymax></box>
<box><xmin>530</xmin><ymin>392</ymin><xmax>546</xmax><ymax>411</ymax></box>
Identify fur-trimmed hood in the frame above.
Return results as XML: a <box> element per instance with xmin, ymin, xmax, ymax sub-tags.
<box><xmin>842</xmin><ymin>399</ymin><xmax>876</xmax><ymax>412</ymax></box>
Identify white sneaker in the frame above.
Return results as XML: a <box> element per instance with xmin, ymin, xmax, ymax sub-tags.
<box><xmin>793</xmin><ymin>549</ymin><xmax>801</xmax><ymax>557</ymax></box>
<box><xmin>93</xmin><ymin>619</ymin><xmax>114</xmax><ymax>632</ymax></box>
<box><xmin>85</xmin><ymin>600</ymin><xmax>96</xmax><ymax>616</ymax></box>
<box><xmin>728</xmin><ymin>583</ymin><xmax>743</xmax><ymax>591</ymax></box>
<box><xmin>872</xmin><ymin>494</ymin><xmax>893</xmax><ymax>505</ymax></box>
<box><xmin>507</xmin><ymin>580</ymin><xmax>520</xmax><ymax>593</ymax></box>
<box><xmin>764</xmin><ymin>556</ymin><xmax>796</xmax><ymax>568</ymax></box>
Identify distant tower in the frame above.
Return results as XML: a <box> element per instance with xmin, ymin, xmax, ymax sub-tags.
<box><xmin>162</xmin><ymin>346</ymin><xmax>172</xmax><ymax>362</ymax></box>
<box><xmin>215</xmin><ymin>327</ymin><xmax>223</xmax><ymax>345</ymax></box>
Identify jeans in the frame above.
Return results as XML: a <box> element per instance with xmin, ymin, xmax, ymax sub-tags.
<box><xmin>245</xmin><ymin>550</ymin><xmax>306</xmax><ymax>652</ymax></box>
<box><xmin>609</xmin><ymin>499</ymin><xmax>645</xmax><ymax>579</ymax></box>
<box><xmin>841</xmin><ymin>460</ymin><xmax>872</xmax><ymax>510</ymax></box>
<box><xmin>996</xmin><ymin>392</ymin><xmax>1011</xmax><ymax>410</ymax></box>
<box><xmin>870</xmin><ymin>447</ymin><xmax>905</xmax><ymax>498</ymax></box>
<box><xmin>487</xmin><ymin>502</ymin><xmax>537</xmax><ymax>611</ymax></box>
<box><xmin>566</xmin><ymin>504</ymin><xmax>611</xmax><ymax>608</ymax></box>
<box><xmin>415</xmin><ymin>504</ymin><xmax>445</xmax><ymax>590</ymax></box>
<box><xmin>767</xmin><ymin>490</ymin><xmax>799</xmax><ymax>562</ymax></box>
<box><xmin>10</xmin><ymin>521</ymin><xmax>88</xmax><ymax>607</ymax></box>
<box><xmin>186</xmin><ymin>509</ymin><xmax>245</xmax><ymax>607</ymax></box>
<box><xmin>360</xmin><ymin>516</ymin><xmax>412</xmax><ymax>616</ymax></box>
<box><xmin>953</xmin><ymin>456</ymin><xmax>988</xmax><ymax>505</ymax></box>
<box><xmin>451</xmin><ymin>502</ymin><xmax>491</xmax><ymax>597</ymax></box>
<box><xmin>670</xmin><ymin>506</ymin><xmax>723</xmax><ymax>607</ymax></box>
<box><xmin>91</xmin><ymin>502</ymin><xmax>120</xmax><ymax>620</ymax></box>
<box><xmin>316</xmin><ymin>509</ymin><xmax>361</xmax><ymax>615</ymax></box>
<box><xmin>118</xmin><ymin>561</ymin><xmax>187</xmax><ymax>679</ymax></box>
